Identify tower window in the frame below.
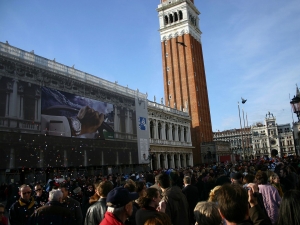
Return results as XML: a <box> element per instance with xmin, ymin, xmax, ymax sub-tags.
<box><xmin>168</xmin><ymin>80</ymin><xmax>171</xmax><ymax>85</ymax></box>
<box><xmin>167</xmin><ymin>67</ymin><xmax>170</xmax><ymax>71</ymax></box>
<box><xmin>169</xmin><ymin>14</ymin><xmax>173</xmax><ymax>23</ymax></box>
<box><xmin>166</xmin><ymin>53</ymin><xmax>168</xmax><ymax>57</ymax></box>
<box><xmin>169</xmin><ymin>95</ymin><xmax>172</xmax><ymax>99</ymax></box>
<box><xmin>179</xmin><ymin>11</ymin><xmax>183</xmax><ymax>20</ymax></box>
<box><xmin>165</xmin><ymin>41</ymin><xmax>167</xmax><ymax>45</ymax></box>
<box><xmin>196</xmin><ymin>86</ymin><xmax>198</xmax><ymax>91</ymax></box>
<box><xmin>174</xmin><ymin>12</ymin><xmax>178</xmax><ymax>22</ymax></box>
<box><xmin>164</xmin><ymin>16</ymin><xmax>169</xmax><ymax>25</ymax></box>
<box><xmin>194</xmin><ymin>72</ymin><xmax>196</xmax><ymax>76</ymax></box>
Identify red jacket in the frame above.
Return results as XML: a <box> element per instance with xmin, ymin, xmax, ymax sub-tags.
<box><xmin>99</xmin><ymin>212</ymin><xmax>124</xmax><ymax>225</ymax></box>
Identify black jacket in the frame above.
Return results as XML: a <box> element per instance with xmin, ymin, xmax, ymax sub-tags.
<box><xmin>84</xmin><ymin>197</ymin><xmax>107</xmax><ymax>225</ymax></box>
<box><xmin>9</xmin><ymin>197</ymin><xmax>37</xmax><ymax>225</ymax></box>
<box><xmin>29</xmin><ymin>201</ymin><xmax>73</xmax><ymax>225</ymax></box>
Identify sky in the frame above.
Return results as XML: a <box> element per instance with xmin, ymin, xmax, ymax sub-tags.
<box><xmin>1</xmin><ymin>0</ymin><xmax>299</xmax><ymax>132</ymax></box>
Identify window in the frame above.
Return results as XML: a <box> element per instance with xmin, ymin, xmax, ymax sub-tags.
<box><xmin>168</xmin><ymin>80</ymin><xmax>171</xmax><ymax>85</ymax></box>
<box><xmin>164</xmin><ymin>16</ymin><xmax>169</xmax><ymax>25</ymax></box>
<box><xmin>179</xmin><ymin>11</ymin><xmax>183</xmax><ymax>20</ymax></box>
<box><xmin>169</xmin><ymin>95</ymin><xmax>172</xmax><ymax>99</ymax></box>
<box><xmin>166</xmin><ymin>53</ymin><xmax>168</xmax><ymax>57</ymax></box>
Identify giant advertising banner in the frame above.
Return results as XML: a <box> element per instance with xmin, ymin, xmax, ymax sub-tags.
<box><xmin>41</xmin><ymin>87</ymin><xmax>114</xmax><ymax>139</ymax></box>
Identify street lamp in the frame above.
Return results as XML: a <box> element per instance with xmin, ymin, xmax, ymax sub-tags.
<box><xmin>290</xmin><ymin>91</ymin><xmax>300</xmax><ymax>122</ymax></box>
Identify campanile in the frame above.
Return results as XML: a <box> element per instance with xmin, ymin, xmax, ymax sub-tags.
<box><xmin>157</xmin><ymin>0</ymin><xmax>213</xmax><ymax>164</ymax></box>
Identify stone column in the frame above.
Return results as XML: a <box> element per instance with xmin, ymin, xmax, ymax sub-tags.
<box><xmin>178</xmin><ymin>155</ymin><xmax>181</xmax><ymax>168</ymax></box>
<box><xmin>125</xmin><ymin>108</ymin><xmax>130</xmax><ymax>133</ymax></box>
<box><xmin>180</xmin><ymin>126</ymin><xmax>184</xmax><ymax>142</ymax></box>
<box><xmin>9</xmin><ymin>79</ymin><xmax>18</xmax><ymax>118</ymax></box>
<box><xmin>162</xmin><ymin>122</ymin><xmax>166</xmax><ymax>140</ymax></box>
<box><xmin>154</xmin><ymin>120</ymin><xmax>158</xmax><ymax>139</ymax></box>
<box><xmin>187</xmin><ymin>126</ymin><xmax>192</xmax><ymax>142</ymax></box>
<box><xmin>157</xmin><ymin>153</ymin><xmax>161</xmax><ymax>169</ymax></box>
<box><xmin>168</xmin><ymin>124</ymin><xmax>173</xmax><ymax>141</ymax></box>
<box><xmin>171</xmin><ymin>153</ymin><xmax>175</xmax><ymax>168</ymax></box>
<box><xmin>163</xmin><ymin>154</ymin><xmax>168</xmax><ymax>169</ymax></box>
<box><xmin>175</xmin><ymin>124</ymin><xmax>179</xmax><ymax>141</ymax></box>
<box><xmin>114</xmin><ymin>106</ymin><xmax>119</xmax><ymax>132</ymax></box>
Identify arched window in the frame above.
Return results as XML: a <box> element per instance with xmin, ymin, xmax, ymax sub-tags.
<box><xmin>179</xmin><ymin>11</ymin><xmax>183</xmax><ymax>20</ymax></box>
<box><xmin>158</xmin><ymin>122</ymin><xmax>162</xmax><ymax>139</ymax></box>
<box><xmin>150</xmin><ymin>121</ymin><xmax>154</xmax><ymax>139</ymax></box>
<box><xmin>164</xmin><ymin>15</ymin><xmax>168</xmax><ymax>25</ymax></box>
<box><xmin>172</xmin><ymin>125</ymin><xmax>175</xmax><ymax>140</ymax></box>
<box><xmin>174</xmin><ymin>12</ymin><xmax>178</xmax><ymax>22</ymax></box>
<box><xmin>169</xmin><ymin>14</ymin><xmax>173</xmax><ymax>23</ymax></box>
<box><xmin>165</xmin><ymin>123</ymin><xmax>169</xmax><ymax>140</ymax></box>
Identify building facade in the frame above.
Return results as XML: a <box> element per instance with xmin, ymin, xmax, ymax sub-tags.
<box><xmin>0</xmin><ymin>41</ymin><xmax>194</xmax><ymax>182</ymax></box>
<box><xmin>213</xmin><ymin>128</ymin><xmax>252</xmax><ymax>161</ymax></box>
<box><xmin>148</xmin><ymin>100</ymin><xmax>193</xmax><ymax>169</ymax></box>
<box><xmin>213</xmin><ymin>112</ymin><xmax>296</xmax><ymax>160</ymax></box>
<box><xmin>157</xmin><ymin>0</ymin><xmax>213</xmax><ymax>164</ymax></box>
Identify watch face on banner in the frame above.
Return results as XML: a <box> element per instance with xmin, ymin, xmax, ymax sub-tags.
<box><xmin>139</xmin><ymin>117</ymin><xmax>147</xmax><ymax>131</ymax></box>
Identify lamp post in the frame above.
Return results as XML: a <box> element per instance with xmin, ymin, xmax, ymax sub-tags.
<box><xmin>290</xmin><ymin>91</ymin><xmax>300</xmax><ymax>122</ymax></box>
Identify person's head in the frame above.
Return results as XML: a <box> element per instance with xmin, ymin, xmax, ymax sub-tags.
<box><xmin>270</xmin><ymin>173</ymin><xmax>280</xmax><ymax>184</ymax></box>
<box><xmin>34</xmin><ymin>184</ymin><xmax>43</xmax><ymax>196</ymax></box>
<box><xmin>157</xmin><ymin>173</ymin><xmax>171</xmax><ymax>190</ymax></box>
<box><xmin>0</xmin><ymin>203</ymin><xmax>5</xmax><ymax>220</ymax></box>
<box><xmin>208</xmin><ymin>185</ymin><xmax>221</xmax><ymax>202</ymax></box>
<box><xmin>183</xmin><ymin>176</ymin><xmax>191</xmax><ymax>186</ymax></box>
<box><xmin>277</xmin><ymin>190</ymin><xmax>300</xmax><ymax>225</ymax></box>
<box><xmin>279</xmin><ymin>169</ymin><xmax>287</xmax><ymax>178</ymax></box>
<box><xmin>217</xmin><ymin>184</ymin><xmax>249</xmax><ymax>223</ymax></box>
<box><xmin>138</xmin><ymin>188</ymin><xmax>161</xmax><ymax>208</ymax></box>
<box><xmin>58</xmin><ymin>183</ymin><xmax>69</xmax><ymax>199</ymax></box>
<box><xmin>255</xmin><ymin>171</ymin><xmax>268</xmax><ymax>185</ymax></box>
<box><xmin>242</xmin><ymin>174</ymin><xmax>255</xmax><ymax>185</ymax></box>
<box><xmin>230</xmin><ymin>173</ymin><xmax>243</xmax><ymax>184</ymax></box>
<box><xmin>19</xmin><ymin>184</ymin><xmax>32</xmax><ymax>201</ymax></box>
<box><xmin>135</xmin><ymin>181</ymin><xmax>147</xmax><ymax>195</ymax></box>
<box><xmin>144</xmin><ymin>212</ymin><xmax>172</xmax><ymax>225</ymax></box>
<box><xmin>106</xmin><ymin>187</ymin><xmax>139</xmax><ymax>222</ymax></box>
<box><xmin>96</xmin><ymin>180</ymin><xmax>113</xmax><ymax>198</ymax></box>
<box><xmin>124</xmin><ymin>179</ymin><xmax>136</xmax><ymax>192</ymax></box>
<box><xmin>49</xmin><ymin>189</ymin><xmax>63</xmax><ymax>202</ymax></box>
<box><xmin>194</xmin><ymin>201</ymin><xmax>222</xmax><ymax>225</ymax></box>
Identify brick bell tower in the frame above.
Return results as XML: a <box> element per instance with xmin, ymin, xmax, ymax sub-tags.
<box><xmin>157</xmin><ymin>0</ymin><xmax>213</xmax><ymax>164</ymax></box>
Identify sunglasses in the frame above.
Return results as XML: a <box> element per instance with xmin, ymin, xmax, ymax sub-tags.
<box><xmin>22</xmin><ymin>191</ymin><xmax>31</xmax><ymax>195</ymax></box>
<box><xmin>35</xmin><ymin>189</ymin><xmax>42</xmax><ymax>192</ymax></box>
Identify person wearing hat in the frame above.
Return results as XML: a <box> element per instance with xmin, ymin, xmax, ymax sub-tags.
<box><xmin>230</xmin><ymin>172</ymin><xmax>243</xmax><ymax>185</ymax></box>
<box><xmin>100</xmin><ymin>187</ymin><xmax>139</xmax><ymax>225</ymax></box>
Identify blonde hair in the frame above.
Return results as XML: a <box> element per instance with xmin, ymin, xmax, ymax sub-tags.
<box><xmin>208</xmin><ymin>185</ymin><xmax>221</xmax><ymax>202</ymax></box>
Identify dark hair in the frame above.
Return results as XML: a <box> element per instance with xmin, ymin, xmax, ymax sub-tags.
<box><xmin>135</xmin><ymin>181</ymin><xmax>146</xmax><ymax>193</ymax></box>
<box><xmin>0</xmin><ymin>203</ymin><xmax>5</xmax><ymax>209</ymax></box>
<box><xmin>255</xmin><ymin>171</ymin><xmax>268</xmax><ymax>184</ymax></box>
<box><xmin>277</xmin><ymin>190</ymin><xmax>300</xmax><ymax>225</ymax></box>
<box><xmin>138</xmin><ymin>188</ymin><xmax>159</xmax><ymax>208</ymax></box>
<box><xmin>157</xmin><ymin>174</ymin><xmax>171</xmax><ymax>189</ymax></box>
<box><xmin>144</xmin><ymin>212</ymin><xmax>172</xmax><ymax>225</ymax></box>
<box><xmin>243</xmin><ymin>174</ymin><xmax>255</xmax><ymax>184</ymax></box>
<box><xmin>217</xmin><ymin>184</ymin><xmax>248</xmax><ymax>223</ymax></box>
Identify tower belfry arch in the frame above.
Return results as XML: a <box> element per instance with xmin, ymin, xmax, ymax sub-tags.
<box><xmin>157</xmin><ymin>0</ymin><xmax>213</xmax><ymax>164</ymax></box>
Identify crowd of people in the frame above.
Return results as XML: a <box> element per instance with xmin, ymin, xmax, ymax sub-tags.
<box><xmin>1</xmin><ymin>155</ymin><xmax>300</xmax><ymax>225</ymax></box>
